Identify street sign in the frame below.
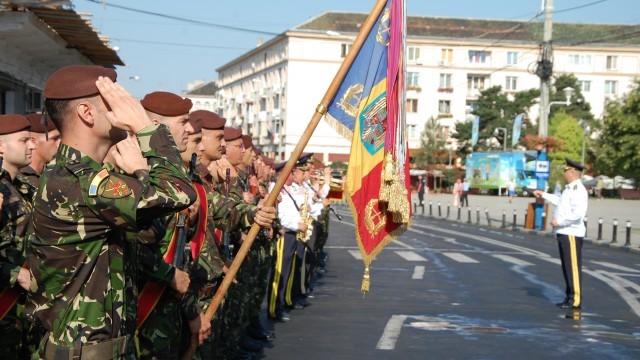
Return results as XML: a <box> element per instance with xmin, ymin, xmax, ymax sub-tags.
<box><xmin>535</xmin><ymin>160</ymin><xmax>550</xmax><ymax>179</ymax></box>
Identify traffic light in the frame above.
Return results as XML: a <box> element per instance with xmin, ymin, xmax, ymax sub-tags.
<box><xmin>494</xmin><ymin>128</ymin><xmax>505</xmax><ymax>145</ymax></box>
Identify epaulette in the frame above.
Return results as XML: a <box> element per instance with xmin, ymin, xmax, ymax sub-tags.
<box><xmin>65</xmin><ymin>159</ymin><xmax>93</xmax><ymax>176</ymax></box>
<box><xmin>573</xmin><ymin>185</ymin><xmax>577</xmax><ymax>190</ymax></box>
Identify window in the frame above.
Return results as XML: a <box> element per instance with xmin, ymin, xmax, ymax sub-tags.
<box><xmin>468</xmin><ymin>50</ymin><xmax>490</xmax><ymax>64</ymax></box>
<box><xmin>568</xmin><ymin>54</ymin><xmax>591</xmax><ymax>65</ymax></box>
<box><xmin>408</xmin><ymin>46</ymin><xmax>421</xmax><ymax>62</ymax></box>
<box><xmin>505</xmin><ymin>76</ymin><xmax>518</xmax><ymax>91</ymax></box>
<box><xmin>408</xmin><ymin>124</ymin><xmax>417</xmax><ymax>139</ymax></box>
<box><xmin>506</xmin><ymin>52</ymin><xmax>518</xmax><ymax>65</ymax></box>
<box><xmin>441</xmin><ymin>48</ymin><xmax>453</xmax><ymax>64</ymax></box>
<box><xmin>467</xmin><ymin>76</ymin><xmax>487</xmax><ymax>91</ymax></box>
<box><xmin>274</xmin><ymin>93</ymin><xmax>281</xmax><ymax>109</ymax></box>
<box><xmin>466</xmin><ymin>101</ymin><xmax>479</xmax><ymax>113</ymax></box>
<box><xmin>340</xmin><ymin>43</ymin><xmax>352</xmax><ymax>58</ymax></box>
<box><xmin>606</xmin><ymin>55</ymin><xmax>618</xmax><ymax>70</ymax></box>
<box><xmin>407</xmin><ymin>72</ymin><xmax>420</xmax><ymax>87</ymax></box>
<box><xmin>406</xmin><ymin>98</ymin><xmax>418</xmax><ymax>113</ymax></box>
<box><xmin>438</xmin><ymin>100</ymin><xmax>451</xmax><ymax>114</ymax></box>
<box><xmin>439</xmin><ymin>73</ymin><xmax>452</xmax><ymax>88</ymax></box>
<box><xmin>604</xmin><ymin>80</ymin><xmax>617</xmax><ymax>95</ymax></box>
<box><xmin>577</xmin><ymin>80</ymin><xmax>591</xmax><ymax>93</ymax></box>
<box><xmin>259</xmin><ymin>98</ymin><xmax>266</xmax><ymax>112</ymax></box>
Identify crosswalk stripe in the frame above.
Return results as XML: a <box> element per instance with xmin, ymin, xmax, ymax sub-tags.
<box><xmin>492</xmin><ymin>254</ymin><xmax>534</xmax><ymax>266</ymax></box>
<box><xmin>348</xmin><ymin>250</ymin><xmax>362</xmax><ymax>260</ymax></box>
<box><xmin>412</xmin><ymin>266</ymin><xmax>425</xmax><ymax>279</ymax></box>
<box><xmin>592</xmin><ymin>261</ymin><xmax>640</xmax><ymax>273</ymax></box>
<box><xmin>442</xmin><ymin>252</ymin><xmax>479</xmax><ymax>263</ymax></box>
<box><xmin>395</xmin><ymin>251</ymin><xmax>427</xmax><ymax>261</ymax></box>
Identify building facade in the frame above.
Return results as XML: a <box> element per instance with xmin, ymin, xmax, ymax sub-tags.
<box><xmin>215</xmin><ymin>12</ymin><xmax>640</xmax><ymax>162</ymax></box>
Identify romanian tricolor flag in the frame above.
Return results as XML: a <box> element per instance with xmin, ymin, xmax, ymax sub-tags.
<box><xmin>325</xmin><ymin>0</ymin><xmax>410</xmax><ymax>293</ymax></box>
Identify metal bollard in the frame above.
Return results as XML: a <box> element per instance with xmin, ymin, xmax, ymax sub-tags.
<box><xmin>413</xmin><ymin>202</ymin><xmax>417</xmax><ymax>214</ymax></box>
<box><xmin>625</xmin><ymin>220</ymin><xmax>631</xmax><ymax>246</ymax></box>
<box><xmin>421</xmin><ymin>202</ymin><xmax>425</xmax><ymax>215</ymax></box>
<box><xmin>597</xmin><ymin>217</ymin><xmax>603</xmax><ymax>240</ymax></box>
<box><xmin>457</xmin><ymin>207</ymin><xmax>461</xmax><ymax>221</ymax></box>
<box><xmin>541</xmin><ymin>210</ymin><xmax>546</xmax><ymax>231</ymax></box>
<box><xmin>446</xmin><ymin>203</ymin><xmax>450</xmax><ymax>219</ymax></box>
<box><xmin>467</xmin><ymin>207</ymin><xmax>472</xmax><ymax>224</ymax></box>
<box><xmin>438</xmin><ymin>202</ymin><xmax>442</xmax><ymax>217</ymax></box>
<box><xmin>429</xmin><ymin>201</ymin><xmax>433</xmax><ymax>216</ymax></box>
<box><xmin>485</xmin><ymin>208</ymin><xmax>492</xmax><ymax>226</ymax></box>
<box><xmin>501</xmin><ymin>210</ymin><xmax>506</xmax><ymax>229</ymax></box>
<box><xmin>583</xmin><ymin>217</ymin><xmax>588</xmax><ymax>238</ymax></box>
<box><xmin>612</xmin><ymin>219</ymin><xmax>618</xmax><ymax>244</ymax></box>
<box><xmin>476</xmin><ymin>206</ymin><xmax>480</xmax><ymax>224</ymax></box>
<box><xmin>512</xmin><ymin>209</ymin><xmax>517</xmax><ymax>230</ymax></box>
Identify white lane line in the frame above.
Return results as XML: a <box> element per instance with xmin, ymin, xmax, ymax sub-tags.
<box><xmin>492</xmin><ymin>254</ymin><xmax>534</xmax><ymax>267</ymax></box>
<box><xmin>442</xmin><ymin>252</ymin><xmax>479</xmax><ymax>263</ymax></box>
<box><xmin>376</xmin><ymin>315</ymin><xmax>408</xmax><ymax>350</ymax></box>
<box><xmin>393</xmin><ymin>239</ymin><xmax>414</xmax><ymax>249</ymax></box>
<box><xmin>592</xmin><ymin>261</ymin><xmax>640</xmax><ymax>273</ymax></box>
<box><xmin>395</xmin><ymin>251</ymin><xmax>428</xmax><ymax>261</ymax></box>
<box><xmin>348</xmin><ymin>250</ymin><xmax>362</xmax><ymax>260</ymax></box>
<box><xmin>412</xmin><ymin>266</ymin><xmax>425</xmax><ymax>280</ymax></box>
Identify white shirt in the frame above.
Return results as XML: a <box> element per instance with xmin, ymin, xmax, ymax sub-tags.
<box><xmin>304</xmin><ymin>181</ymin><xmax>325</xmax><ymax>220</ymax></box>
<box><xmin>279</xmin><ymin>183</ymin><xmax>304</xmax><ymax>232</ymax></box>
<box><xmin>542</xmin><ymin>179</ymin><xmax>588</xmax><ymax>236</ymax></box>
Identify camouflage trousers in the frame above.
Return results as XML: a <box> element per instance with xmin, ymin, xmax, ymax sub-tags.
<box><xmin>0</xmin><ymin>302</ymin><xmax>41</xmax><ymax>360</ymax></box>
<box><xmin>136</xmin><ymin>290</ymin><xmax>182</xmax><ymax>359</ymax></box>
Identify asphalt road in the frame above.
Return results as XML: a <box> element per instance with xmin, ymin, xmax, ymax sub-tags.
<box><xmin>260</xmin><ymin>205</ymin><xmax>640</xmax><ymax>359</ymax></box>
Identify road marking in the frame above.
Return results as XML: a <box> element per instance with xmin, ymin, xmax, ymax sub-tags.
<box><xmin>393</xmin><ymin>239</ymin><xmax>414</xmax><ymax>249</ymax></box>
<box><xmin>592</xmin><ymin>261</ymin><xmax>640</xmax><ymax>273</ymax></box>
<box><xmin>442</xmin><ymin>252</ymin><xmax>479</xmax><ymax>263</ymax></box>
<box><xmin>395</xmin><ymin>251</ymin><xmax>427</xmax><ymax>261</ymax></box>
<box><xmin>412</xmin><ymin>266</ymin><xmax>425</xmax><ymax>279</ymax></box>
<box><xmin>348</xmin><ymin>250</ymin><xmax>362</xmax><ymax>260</ymax></box>
<box><xmin>376</xmin><ymin>315</ymin><xmax>408</xmax><ymax>350</ymax></box>
<box><xmin>492</xmin><ymin>254</ymin><xmax>534</xmax><ymax>266</ymax></box>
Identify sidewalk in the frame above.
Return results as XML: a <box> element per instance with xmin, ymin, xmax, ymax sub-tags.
<box><xmin>411</xmin><ymin>192</ymin><xmax>640</xmax><ymax>249</ymax></box>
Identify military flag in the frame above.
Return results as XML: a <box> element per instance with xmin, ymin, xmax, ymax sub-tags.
<box><xmin>325</xmin><ymin>0</ymin><xmax>410</xmax><ymax>293</ymax></box>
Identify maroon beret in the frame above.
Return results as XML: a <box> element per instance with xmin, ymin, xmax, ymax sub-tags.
<box><xmin>25</xmin><ymin>113</ymin><xmax>57</xmax><ymax>133</ymax></box>
<box><xmin>191</xmin><ymin>110</ymin><xmax>225</xmax><ymax>130</ymax></box>
<box><xmin>187</xmin><ymin>114</ymin><xmax>203</xmax><ymax>134</ymax></box>
<box><xmin>141</xmin><ymin>91</ymin><xmax>192</xmax><ymax>117</ymax></box>
<box><xmin>0</xmin><ymin>114</ymin><xmax>31</xmax><ymax>135</ymax></box>
<box><xmin>44</xmin><ymin>65</ymin><xmax>116</xmax><ymax>100</ymax></box>
<box><xmin>224</xmin><ymin>127</ymin><xmax>243</xmax><ymax>142</ymax></box>
<box><xmin>253</xmin><ymin>148</ymin><xmax>262</xmax><ymax>156</ymax></box>
<box><xmin>260</xmin><ymin>155</ymin><xmax>274</xmax><ymax>166</ymax></box>
<box><xmin>242</xmin><ymin>134</ymin><xmax>253</xmax><ymax>149</ymax></box>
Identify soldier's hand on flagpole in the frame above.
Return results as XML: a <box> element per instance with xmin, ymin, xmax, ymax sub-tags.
<box><xmin>17</xmin><ymin>267</ymin><xmax>31</xmax><ymax>291</ymax></box>
<box><xmin>189</xmin><ymin>312</ymin><xmax>212</xmax><ymax>346</ymax></box>
<box><xmin>111</xmin><ymin>133</ymin><xmax>147</xmax><ymax>174</ymax></box>
<box><xmin>170</xmin><ymin>268</ymin><xmax>190</xmax><ymax>295</ymax></box>
<box><xmin>0</xmin><ymin>193</ymin><xmax>3</xmax><ymax>212</ymax></box>
<box><xmin>254</xmin><ymin>203</ymin><xmax>276</xmax><ymax>227</ymax></box>
<box><xmin>96</xmin><ymin>76</ymin><xmax>152</xmax><ymax>134</ymax></box>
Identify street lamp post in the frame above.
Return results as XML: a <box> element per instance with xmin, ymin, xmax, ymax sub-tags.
<box><xmin>580</xmin><ymin>120</ymin><xmax>591</xmax><ymax>165</ymax></box>
<box><xmin>547</xmin><ymin>87</ymin><xmax>575</xmax><ymax>121</ymax></box>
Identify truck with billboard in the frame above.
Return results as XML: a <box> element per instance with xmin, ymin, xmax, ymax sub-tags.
<box><xmin>464</xmin><ymin>151</ymin><xmax>543</xmax><ymax>196</ymax></box>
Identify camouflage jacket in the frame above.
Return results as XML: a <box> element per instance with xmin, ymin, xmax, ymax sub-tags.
<box><xmin>0</xmin><ymin>170</ymin><xmax>35</xmax><ymax>293</ymax></box>
<box><xmin>27</xmin><ymin>124</ymin><xmax>197</xmax><ymax>348</ymax></box>
<box><xmin>19</xmin><ymin>166</ymin><xmax>40</xmax><ymax>191</ymax></box>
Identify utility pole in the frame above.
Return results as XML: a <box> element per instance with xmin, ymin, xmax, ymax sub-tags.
<box><xmin>538</xmin><ymin>0</ymin><xmax>554</xmax><ymax>137</ymax></box>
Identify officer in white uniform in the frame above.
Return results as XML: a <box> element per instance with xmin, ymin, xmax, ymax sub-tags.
<box><xmin>534</xmin><ymin>158</ymin><xmax>588</xmax><ymax>310</ymax></box>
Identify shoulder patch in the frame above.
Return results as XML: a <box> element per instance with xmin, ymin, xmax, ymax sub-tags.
<box><xmin>100</xmin><ymin>175</ymin><xmax>132</xmax><ymax>199</ymax></box>
<box><xmin>89</xmin><ymin>169</ymin><xmax>110</xmax><ymax>197</ymax></box>
<box><xmin>573</xmin><ymin>185</ymin><xmax>577</xmax><ymax>190</ymax></box>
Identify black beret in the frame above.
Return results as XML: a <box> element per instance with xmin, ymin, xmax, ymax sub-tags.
<box><xmin>25</xmin><ymin>113</ymin><xmax>57</xmax><ymax>133</ymax></box>
<box><xmin>190</xmin><ymin>110</ymin><xmax>226</xmax><ymax>130</ymax></box>
<box><xmin>44</xmin><ymin>65</ymin><xmax>117</xmax><ymax>100</ymax></box>
<box><xmin>242</xmin><ymin>135</ymin><xmax>253</xmax><ymax>149</ymax></box>
<box><xmin>0</xmin><ymin>114</ymin><xmax>30</xmax><ymax>135</ymax></box>
<box><xmin>141</xmin><ymin>91</ymin><xmax>192</xmax><ymax>116</ymax></box>
<box><xmin>273</xmin><ymin>161</ymin><xmax>287</xmax><ymax>172</ymax></box>
<box><xmin>223</xmin><ymin>127</ymin><xmax>243</xmax><ymax>142</ymax></box>
<box><xmin>565</xmin><ymin>158</ymin><xmax>584</xmax><ymax>172</ymax></box>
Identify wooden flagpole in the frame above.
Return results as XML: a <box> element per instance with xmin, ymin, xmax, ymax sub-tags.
<box><xmin>183</xmin><ymin>0</ymin><xmax>389</xmax><ymax>356</ymax></box>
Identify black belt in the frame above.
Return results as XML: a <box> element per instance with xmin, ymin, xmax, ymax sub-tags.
<box><xmin>44</xmin><ymin>335</ymin><xmax>128</xmax><ymax>360</ymax></box>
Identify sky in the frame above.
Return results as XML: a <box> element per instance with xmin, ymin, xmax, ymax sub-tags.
<box><xmin>71</xmin><ymin>0</ymin><xmax>640</xmax><ymax>98</ymax></box>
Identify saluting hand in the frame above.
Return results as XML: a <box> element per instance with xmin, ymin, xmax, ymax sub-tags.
<box><xmin>95</xmin><ymin>76</ymin><xmax>152</xmax><ymax>133</ymax></box>
<box><xmin>111</xmin><ymin>133</ymin><xmax>147</xmax><ymax>174</ymax></box>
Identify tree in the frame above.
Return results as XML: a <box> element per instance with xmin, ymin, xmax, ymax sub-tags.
<box><xmin>548</xmin><ymin>112</ymin><xmax>584</xmax><ymax>184</ymax></box>
<box><xmin>550</xmin><ymin>74</ymin><xmax>595</xmax><ymax>126</ymax></box>
<box><xmin>594</xmin><ymin>80</ymin><xmax>640</xmax><ymax>180</ymax></box>
<box><xmin>453</xmin><ymin>86</ymin><xmax>539</xmax><ymax>159</ymax></box>
<box><xmin>415</xmin><ymin>116</ymin><xmax>445</xmax><ymax>167</ymax></box>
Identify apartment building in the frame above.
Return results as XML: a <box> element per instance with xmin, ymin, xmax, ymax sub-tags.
<box><xmin>215</xmin><ymin>12</ymin><xmax>640</xmax><ymax>162</ymax></box>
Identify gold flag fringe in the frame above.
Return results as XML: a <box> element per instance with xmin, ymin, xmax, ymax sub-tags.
<box><xmin>379</xmin><ymin>151</ymin><xmax>410</xmax><ymax>223</ymax></box>
<box><xmin>324</xmin><ymin>113</ymin><xmax>354</xmax><ymax>141</ymax></box>
<box><xmin>361</xmin><ymin>266</ymin><xmax>371</xmax><ymax>295</ymax></box>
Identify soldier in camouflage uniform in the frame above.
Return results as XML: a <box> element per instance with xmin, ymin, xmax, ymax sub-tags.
<box><xmin>0</xmin><ymin>114</ymin><xmax>38</xmax><ymax>359</ymax></box>
<box><xmin>27</xmin><ymin>65</ymin><xmax>198</xmax><ymax>359</ymax></box>
<box><xmin>20</xmin><ymin>113</ymin><xmax>61</xmax><ymax>189</ymax></box>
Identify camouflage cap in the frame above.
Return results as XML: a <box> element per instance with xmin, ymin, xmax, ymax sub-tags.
<box><xmin>25</xmin><ymin>113</ymin><xmax>57</xmax><ymax>133</ymax></box>
<box><xmin>141</xmin><ymin>91</ymin><xmax>192</xmax><ymax>116</ymax></box>
<box><xmin>191</xmin><ymin>110</ymin><xmax>226</xmax><ymax>130</ymax></box>
<box><xmin>223</xmin><ymin>127</ymin><xmax>243</xmax><ymax>141</ymax></box>
<box><xmin>242</xmin><ymin>134</ymin><xmax>253</xmax><ymax>149</ymax></box>
<box><xmin>0</xmin><ymin>114</ymin><xmax>30</xmax><ymax>135</ymax></box>
<box><xmin>44</xmin><ymin>65</ymin><xmax>116</xmax><ymax>100</ymax></box>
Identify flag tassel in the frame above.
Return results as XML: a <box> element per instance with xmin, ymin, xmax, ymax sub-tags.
<box><xmin>361</xmin><ymin>266</ymin><xmax>371</xmax><ymax>295</ymax></box>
